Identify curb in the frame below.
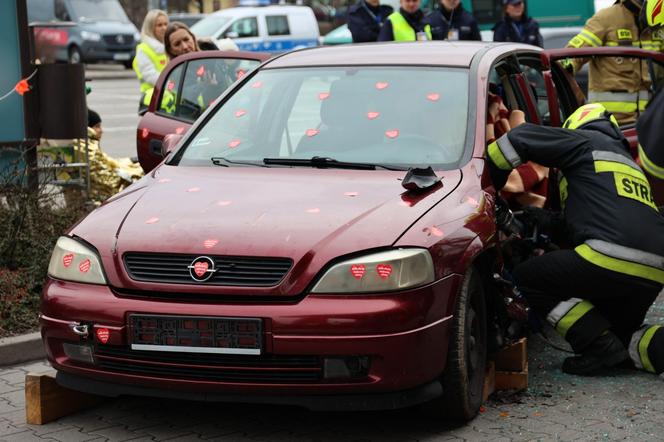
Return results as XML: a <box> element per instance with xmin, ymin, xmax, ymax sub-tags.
<box><xmin>0</xmin><ymin>332</ymin><xmax>45</xmax><ymax>367</ymax></box>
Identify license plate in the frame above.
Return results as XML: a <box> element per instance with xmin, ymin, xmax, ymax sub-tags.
<box><xmin>129</xmin><ymin>314</ymin><xmax>262</xmax><ymax>355</ymax></box>
<box><xmin>113</xmin><ymin>53</ymin><xmax>131</xmax><ymax>61</ymax></box>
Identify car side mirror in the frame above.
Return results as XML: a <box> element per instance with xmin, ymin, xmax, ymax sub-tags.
<box><xmin>138</xmin><ymin>106</ymin><xmax>148</xmax><ymax>117</ymax></box>
<box><xmin>162</xmin><ymin>133</ymin><xmax>183</xmax><ymax>157</ymax></box>
<box><xmin>225</xmin><ymin>31</ymin><xmax>239</xmax><ymax>39</ymax></box>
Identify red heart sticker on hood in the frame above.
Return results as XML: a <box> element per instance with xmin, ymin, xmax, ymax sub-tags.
<box><xmin>62</xmin><ymin>254</ymin><xmax>74</xmax><ymax>268</ymax></box>
<box><xmin>376</xmin><ymin>264</ymin><xmax>392</xmax><ymax>279</ymax></box>
<box><xmin>203</xmin><ymin>239</ymin><xmax>219</xmax><ymax>249</ymax></box>
<box><xmin>96</xmin><ymin>328</ymin><xmax>110</xmax><ymax>344</ymax></box>
<box><xmin>427</xmin><ymin>93</ymin><xmax>440</xmax><ymax>102</ymax></box>
<box><xmin>194</xmin><ymin>261</ymin><xmax>208</xmax><ymax>277</ymax></box>
<box><xmin>385</xmin><ymin>129</ymin><xmax>399</xmax><ymax>139</ymax></box>
<box><xmin>367</xmin><ymin>111</ymin><xmax>380</xmax><ymax>120</ymax></box>
<box><xmin>350</xmin><ymin>264</ymin><xmax>365</xmax><ymax>279</ymax></box>
<box><xmin>375</xmin><ymin>82</ymin><xmax>389</xmax><ymax>90</ymax></box>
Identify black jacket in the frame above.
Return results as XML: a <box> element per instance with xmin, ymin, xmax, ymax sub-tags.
<box><xmin>427</xmin><ymin>4</ymin><xmax>481</xmax><ymax>41</ymax></box>
<box><xmin>637</xmin><ymin>88</ymin><xmax>664</xmax><ymax>179</ymax></box>
<box><xmin>493</xmin><ymin>15</ymin><xmax>542</xmax><ymax>47</ymax></box>
<box><xmin>487</xmin><ymin>121</ymin><xmax>664</xmax><ymax>270</ymax></box>
<box><xmin>377</xmin><ymin>8</ymin><xmax>428</xmax><ymax>41</ymax></box>
<box><xmin>347</xmin><ymin>0</ymin><xmax>393</xmax><ymax>43</ymax></box>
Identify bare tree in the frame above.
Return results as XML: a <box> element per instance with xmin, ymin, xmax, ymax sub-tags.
<box><xmin>119</xmin><ymin>0</ymin><xmax>148</xmax><ymax>28</ymax></box>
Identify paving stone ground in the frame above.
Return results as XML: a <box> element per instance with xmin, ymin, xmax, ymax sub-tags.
<box><xmin>1</xmin><ymin>295</ymin><xmax>662</xmax><ymax>442</ymax></box>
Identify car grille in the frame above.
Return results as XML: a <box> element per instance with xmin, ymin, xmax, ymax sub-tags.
<box><xmin>94</xmin><ymin>345</ymin><xmax>322</xmax><ymax>383</ymax></box>
<box><xmin>124</xmin><ymin>253</ymin><xmax>293</xmax><ymax>286</ymax></box>
<box><xmin>102</xmin><ymin>34</ymin><xmax>133</xmax><ymax>46</ymax></box>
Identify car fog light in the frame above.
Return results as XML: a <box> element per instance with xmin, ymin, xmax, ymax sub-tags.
<box><xmin>63</xmin><ymin>343</ymin><xmax>95</xmax><ymax>364</ymax></box>
<box><xmin>323</xmin><ymin>356</ymin><xmax>369</xmax><ymax>379</ymax></box>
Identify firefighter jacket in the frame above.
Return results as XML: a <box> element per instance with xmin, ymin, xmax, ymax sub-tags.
<box><xmin>637</xmin><ymin>88</ymin><xmax>664</xmax><ymax>179</ymax></box>
<box><xmin>427</xmin><ymin>4</ymin><xmax>481</xmax><ymax>41</ymax></box>
<box><xmin>566</xmin><ymin>2</ymin><xmax>664</xmax><ymax>123</ymax></box>
<box><xmin>347</xmin><ymin>0</ymin><xmax>393</xmax><ymax>43</ymax></box>
<box><xmin>487</xmin><ymin>120</ymin><xmax>664</xmax><ymax>285</ymax></box>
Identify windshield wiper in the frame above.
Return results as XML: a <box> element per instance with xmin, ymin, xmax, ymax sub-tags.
<box><xmin>211</xmin><ymin>157</ymin><xmax>267</xmax><ymax>167</ymax></box>
<box><xmin>263</xmin><ymin>156</ymin><xmax>407</xmax><ymax>171</ymax></box>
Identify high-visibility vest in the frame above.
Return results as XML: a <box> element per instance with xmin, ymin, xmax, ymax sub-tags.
<box><xmin>132</xmin><ymin>42</ymin><xmax>168</xmax><ymax>94</ymax></box>
<box><xmin>387</xmin><ymin>12</ymin><xmax>432</xmax><ymax>42</ymax></box>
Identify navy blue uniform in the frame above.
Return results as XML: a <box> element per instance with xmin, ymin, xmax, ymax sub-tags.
<box><xmin>347</xmin><ymin>0</ymin><xmax>393</xmax><ymax>43</ymax></box>
<box><xmin>493</xmin><ymin>15</ymin><xmax>543</xmax><ymax>47</ymax></box>
<box><xmin>377</xmin><ymin>8</ymin><xmax>429</xmax><ymax>42</ymax></box>
<box><xmin>427</xmin><ymin>4</ymin><xmax>481</xmax><ymax>41</ymax></box>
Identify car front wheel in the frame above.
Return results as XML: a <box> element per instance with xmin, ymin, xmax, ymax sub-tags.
<box><xmin>68</xmin><ymin>46</ymin><xmax>82</xmax><ymax>64</ymax></box>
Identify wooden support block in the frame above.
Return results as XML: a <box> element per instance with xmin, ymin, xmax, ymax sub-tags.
<box><xmin>494</xmin><ymin>363</ymin><xmax>528</xmax><ymax>392</ymax></box>
<box><xmin>494</xmin><ymin>337</ymin><xmax>527</xmax><ymax>372</ymax></box>
<box><xmin>482</xmin><ymin>360</ymin><xmax>495</xmax><ymax>402</ymax></box>
<box><xmin>25</xmin><ymin>373</ymin><xmax>104</xmax><ymax>425</ymax></box>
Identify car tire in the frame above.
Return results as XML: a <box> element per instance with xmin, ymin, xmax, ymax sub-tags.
<box><xmin>428</xmin><ymin>266</ymin><xmax>487</xmax><ymax>421</ymax></box>
<box><xmin>68</xmin><ymin>46</ymin><xmax>82</xmax><ymax>64</ymax></box>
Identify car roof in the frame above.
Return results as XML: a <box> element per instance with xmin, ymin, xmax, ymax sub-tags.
<box><xmin>265</xmin><ymin>42</ymin><xmax>532</xmax><ymax>69</ymax></box>
<box><xmin>210</xmin><ymin>6</ymin><xmax>311</xmax><ymax>17</ymax></box>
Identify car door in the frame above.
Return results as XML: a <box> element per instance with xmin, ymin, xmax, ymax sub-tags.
<box><xmin>137</xmin><ymin>50</ymin><xmax>270</xmax><ymax>173</ymax></box>
<box><xmin>540</xmin><ymin>47</ymin><xmax>664</xmax><ymax>203</ymax></box>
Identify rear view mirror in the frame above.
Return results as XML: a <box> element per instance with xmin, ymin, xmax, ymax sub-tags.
<box><xmin>162</xmin><ymin>133</ymin><xmax>184</xmax><ymax>157</ymax></box>
<box><xmin>225</xmin><ymin>31</ymin><xmax>239</xmax><ymax>39</ymax></box>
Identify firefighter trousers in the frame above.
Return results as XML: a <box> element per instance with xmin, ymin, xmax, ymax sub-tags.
<box><xmin>513</xmin><ymin>249</ymin><xmax>664</xmax><ymax>374</ymax></box>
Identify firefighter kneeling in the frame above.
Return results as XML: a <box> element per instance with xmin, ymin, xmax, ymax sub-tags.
<box><xmin>487</xmin><ymin>103</ymin><xmax>664</xmax><ymax>377</ymax></box>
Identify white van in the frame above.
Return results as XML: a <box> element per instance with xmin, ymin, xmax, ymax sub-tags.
<box><xmin>190</xmin><ymin>6</ymin><xmax>319</xmax><ymax>53</ymax></box>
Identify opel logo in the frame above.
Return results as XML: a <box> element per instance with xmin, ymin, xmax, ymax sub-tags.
<box><xmin>188</xmin><ymin>256</ymin><xmax>216</xmax><ymax>282</ymax></box>
<box><xmin>116</xmin><ymin>35</ymin><xmax>125</xmax><ymax>44</ymax></box>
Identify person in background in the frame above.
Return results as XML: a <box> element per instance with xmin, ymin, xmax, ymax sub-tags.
<box><xmin>133</xmin><ymin>10</ymin><xmax>168</xmax><ymax>96</ymax></box>
<box><xmin>164</xmin><ymin>21</ymin><xmax>200</xmax><ymax>58</ymax></box>
<box><xmin>347</xmin><ymin>0</ymin><xmax>393</xmax><ymax>43</ymax></box>
<box><xmin>428</xmin><ymin>0</ymin><xmax>481</xmax><ymax>41</ymax></box>
<box><xmin>377</xmin><ymin>0</ymin><xmax>431</xmax><ymax>42</ymax></box>
<box><xmin>493</xmin><ymin>0</ymin><xmax>542</xmax><ymax>47</ymax></box>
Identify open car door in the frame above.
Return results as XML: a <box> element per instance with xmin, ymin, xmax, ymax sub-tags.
<box><xmin>540</xmin><ymin>47</ymin><xmax>664</xmax><ymax>204</ymax></box>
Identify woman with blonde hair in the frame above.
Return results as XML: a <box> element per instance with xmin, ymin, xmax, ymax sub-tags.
<box><xmin>133</xmin><ymin>9</ymin><xmax>169</xmax><ymax>96</ymax></box>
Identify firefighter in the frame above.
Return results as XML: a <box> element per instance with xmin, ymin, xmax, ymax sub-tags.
<box><xmin>564</xmin><ymin>0</ymin><xmax>664</xmax><ymax>124</ymax></box>
<box><xmin>637</xmin><ymin>0</ymin><xmax>664</xmax><ymax>179</ymax></box>
<box><xmin>486</xmin><ymin>103</ymin><xmax>664</xmax><ymax>376</ymax></box>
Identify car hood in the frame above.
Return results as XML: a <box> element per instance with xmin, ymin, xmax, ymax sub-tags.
<box><xmin>72</xmin><ymin>165</ymin><xmax>462</xmax><ymax>291</ymax></box>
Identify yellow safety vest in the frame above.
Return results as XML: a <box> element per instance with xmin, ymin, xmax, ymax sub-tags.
<box><xmin>388</xmin><ymin>12</ymin><xmax>432</xmax><ymax>42</ymax></box>
<box><xmin>132</xmin><ymin>42</ymin><xmax>168</xmax><ymax>94</ymax></box>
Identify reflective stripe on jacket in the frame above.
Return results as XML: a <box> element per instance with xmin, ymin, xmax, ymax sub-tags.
<box><xmin>133</xmin><ymin>42</ymin><xmax>168</xmax><ymax>93</ymax></box>
<box><xmin>637</xmin><ymin>88</ymin><xmax>664</xmax><ymax>179</ymax></box>
<box><xmin>388</xmin><ymin>11</ymin><xmax>432</xmax><ymax>41</ymax></box>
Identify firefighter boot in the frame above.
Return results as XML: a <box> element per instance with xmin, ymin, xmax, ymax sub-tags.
<box><xmin>562</xmin><ymin>331</ymin><xmax>629</xmax><ymax>375</ymax></box>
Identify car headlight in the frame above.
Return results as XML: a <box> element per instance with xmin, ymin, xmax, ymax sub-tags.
<box><xmin>311</xmin><ymin>249</ymin><xmax>434</xmax><ymax>294</ymax></box>
<box><xmin>81</xmin><ymin>31</ymin><xmax>102</xmax><ymax>41</ymax></box>
<box><xmin>47</xmin><ymin>236</ymin><xmax>107</xmax><ymax>285</ymax></box>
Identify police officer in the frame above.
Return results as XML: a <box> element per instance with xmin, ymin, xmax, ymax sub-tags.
<box><xmin>377</xmin><ymin>0</ymin><xmax>432</xmax><ymax>42</ymax></box>
<box><xmin>347</xmin><ymin>0</ymin><xmax>394</xmax><ymax>43</ymax></box>
<box><xmin>427</xmin><ymin>0</ymin><xmax>481</xmax><ymax>41</ymax></box>
<box><xmin>637</xmin><ymin>0</ymin><xmax>664</xmax><ymax>179</ymax></box>
<box><xmin>492</xmin><ymin>0</ymin><xmax>543</xmax><ymax>47</ymax></box>
<box><xmin>486</xmin><ymin>103</ymin><xmax>664</xmax><ymax>376</ymax></box>
<box><xmin>565</xmin><ymin>0</ymin><xmax>664</xmax><ymax>124</ymax></box>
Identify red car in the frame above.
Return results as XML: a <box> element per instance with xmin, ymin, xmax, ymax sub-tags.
<box><xmin>137</xmin><ymin>50</ymin><xmax>271</xmax><ymax>173</ymax></box>
<box><xmin>43</xmin><ymin>43</ymin><xmax>664</xmax><ymax>420</ymax></box>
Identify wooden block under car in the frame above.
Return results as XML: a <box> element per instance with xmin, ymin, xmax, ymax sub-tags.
<box><xmin>494</xmin><ymin>363</ymin><xmax>529</xmax><ymax>392</ymax></box>
<box><xmin>482</xmin><ymin>360</ymin><xmax>496</xmax><ymax>402</ymax></box>
<box><xmin>25</xmin><ymin>373</ymin><xmax>103</xmax><ymax>425</ymax></box>
<box><xmin>493</xmin><ymin>337</ymin><xmax>527</xmax><ymax>372</ymax></box>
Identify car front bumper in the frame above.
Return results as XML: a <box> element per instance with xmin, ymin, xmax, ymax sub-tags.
<box><xmin>41</xmin><ymin>273</ymin><xmax>460</xmax><ymax>409</ymax></box>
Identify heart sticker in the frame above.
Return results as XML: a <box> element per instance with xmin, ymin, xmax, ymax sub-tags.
<box><xmin>350</xmin><ymin>264</ymin><xmax>366</xmax><ymax>279</ymax></box>
<box><xmin>96</xmin><ymin>328</ymin><xmax>110</xmax><ymax>344</ymax></box>
<box><xmin>306</xmin><ymin>208</ymin><xmax>320</xmax><ymax>213</ymax></box>
<box><xmin>62</xmin><ymin>254</ymin><xmax>74</xmax><ymax>268</ymax></box>
<box><xmin>306</xmin><ymin>129</ymin><xmax>319</xmax><ymax>137</ymax></box>
<box><xmin>218</xmin><ymin>200</ymin><xmax>232</xmax><ymax>206</ymax></box>
<box><xmin>187</xmin><ymin>187</ymin><xmax>200</xmax><ymax>192</ymax></box>
<box><xmin>367</xmin><ymin>111</ymin><xmax>380</xmax><ymax>120</ymax></box>
<box><xmin>466</xmin><ymin>196</ymin><xmax>479</xmax><ymax>206</ymax></box>
<box><xmin>375</xmin><ymin>82</ymin><xmax>389</xmax><ymax>90</ymax></box>
<box><xmin>423</xmin><ymin>226</ymin><xmax>444</xmax><ymax>237</ymax></box>
<box><xmin>427</xmin><ymin>93</ymin><xmax>440</xmax><ymax>102</ymax></box>
<box><xmin>141</xmin><ymin>127</ymin><xmax>149</xmax><ymax>139</ymax></box>
<box><xmin>203</xmin><ymin>239</ymin><xmax>219</xmax><ymax>249</ymax></box>
<box><xmin>196</xmin><ymin>65</ymin><xmax>205</xmax><ymax>77</ymax></box>
<box><xmin>235</xmin><ymin>109</ymin><xmax>246</xmax><ymax>118</ymax></box>
<box><xmin>251</xmin><ymin>81</ymin><xmax>263</xmax><ymax>89</ymax></box>
<box><xmin>145</xmin><ymin>217</ymin><xmax>159</xmax><ymax>224</ymax></box>
<box><xmin>79</xmin><ymin>259</ymin><xmax>91</xmax><ymax>273</ymax></box>
<box><xmin>194</xmin><ymin>261</ymin><xmax>208</xmax><ymax>277</ymax></box>
<box><xmin>318</xmin><ymin>92</ymin><xmax>330</xmax><ymax>100</ymax></box>
<box><xmin>175</xmin><ymin>127</ymin><xmax>185</xmax><ymax>135</ymax></box>
<box><xmin>385</xmin><ymin>129</ymin><xmax>399</xmax><ymax>139</ymax></box>
<box><xmin>236</xmin><ymin>69</ymin><xmax>246</xmax><ymax>79</ymax></box>
<box><xmin>376</xmin><ymin>264</ymin><xmax>392</xmax><ymax>279</ymax></box>
<box><xmin>228</xmin><ymin>139</ymin><xmax>241</xmax><ymax>148</ymax></box>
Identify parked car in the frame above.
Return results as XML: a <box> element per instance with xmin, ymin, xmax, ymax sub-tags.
<box><xmin>136</xmin><ymin>50</ymin><xmax>271</xmax><ymax>173</ymax></box>
<box><xmin>190</xmin><ymin>6</ymin><xmax>319</xmax><ymax>53</ymax></box>
<box><xmin>27</xmin><ymin>0</ymin><xmax>139</xmax><ymax>67</ymax></box>
<box><xmin>168</xmin><ymin>12</ymin><xmax>206</xmax><ymax>28</ymax></box>
<box><xmin>42</xmin><ymin>42</ymin><xmax>664</xmax><ymax>421</ymax></box>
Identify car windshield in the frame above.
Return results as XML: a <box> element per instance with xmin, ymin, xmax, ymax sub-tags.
<box><xmin>69</xmin><ymin>0</ymin><xmax>129</xmax><ymax>22</ymax></box>
<box><xmin>175</xmin><ymin>66</ymin><xmax>470</xmax><ymax>170</ymax></box>
<box><xmin>191</xmin><ymin>16</ymin><xmax>232</xmax><ymax>38</ymax></box>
